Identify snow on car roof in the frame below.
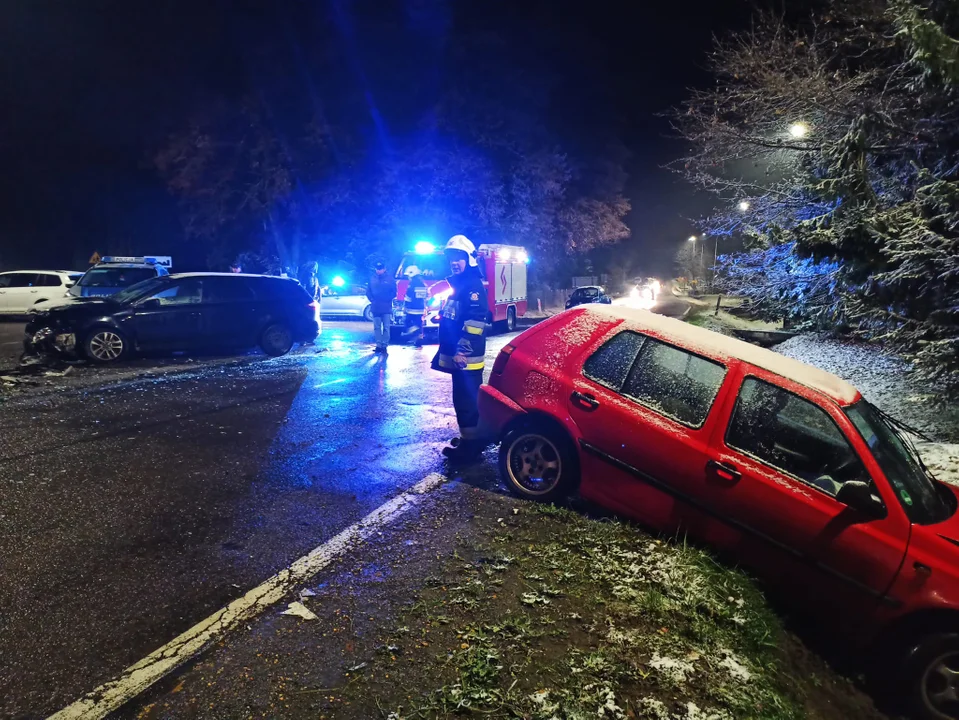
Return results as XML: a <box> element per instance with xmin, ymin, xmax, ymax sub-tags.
<box><xmin>582</xmin><ymin>304</ymin><xmax>861</xmax><ymax>405</ymax></box>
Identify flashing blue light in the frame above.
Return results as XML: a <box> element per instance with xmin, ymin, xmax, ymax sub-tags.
<box><xmin>414</xmin><ymin>241</ymin><xmax>436</xmax><ymax>255</ymax></box>
<box><xmin>331</xmin><ymin>276</ymin><xmax>346</xmax><ymax>288</ymax></box>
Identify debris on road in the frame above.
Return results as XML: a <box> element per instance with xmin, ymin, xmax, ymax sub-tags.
<box><xmin>279</xmin><ymin>602</ymin><xmax>318</xmax><ymax>621</ymax></box>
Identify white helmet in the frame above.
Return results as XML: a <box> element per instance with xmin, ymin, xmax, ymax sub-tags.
<box><xmin>404</xmin><ymin>265</ymin><xmax>421</xmax><ymax>278</ymax></box>
<box><xmin>444</xmin><ymin>234</ymin><xmax>478</xmax><ymax>267</ymax></box>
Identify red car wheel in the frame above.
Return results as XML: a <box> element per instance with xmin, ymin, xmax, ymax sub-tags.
<box><xmin>499</xmin><ymin>422</ymin><xmax>578</xmax><ymax>502</ymax></box>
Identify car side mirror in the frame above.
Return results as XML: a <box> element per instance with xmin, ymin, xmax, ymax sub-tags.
<box><xmin>65</xmin><ymin>282</ymin><xmax>75</xmax><ymax>289</ymax></box>
<box><xmin>836</xmin><ymin>481</ymin><xmax>886</xmax><ymax>519</ymax></box>
<box><xmin>138</xmin><ymin>298</ymin><xmax>161</xmax><ymax>310</ymax></box>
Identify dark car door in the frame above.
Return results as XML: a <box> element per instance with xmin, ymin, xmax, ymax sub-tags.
<box><xmin>199</xmin><ymin>277</ymin><xmax>262</xmax><ymax>348</ymax></box>
<box><xmin>131</xmin><ymin>278</ymin><xmax>205</xmax><ymax>350</ymax></box>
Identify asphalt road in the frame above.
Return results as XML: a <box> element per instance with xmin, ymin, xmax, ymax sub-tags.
<box><xmin>1</xmin><ymin>298</ymin><xmax>691</xmax><ymax>718</ymax></box>
<box><xmin>0</xmin><ymin>320</ymin><xmax>25</xmax><ymax>369</ymax></box>
<box><xmin>1</xmin><ymin>321</ymin><xmax>513</xmax><ymax>718</ymax></box>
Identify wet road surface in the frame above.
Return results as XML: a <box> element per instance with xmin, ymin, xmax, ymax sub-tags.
<box><xmin>0</xmin><ymin>321</ymin><xmax>25</xmax><ymax>368</ymax></box>
<box><xmin>1</xmin><ymin>321</ymin><xmax>511</xmax><ymax>718</ymax></box>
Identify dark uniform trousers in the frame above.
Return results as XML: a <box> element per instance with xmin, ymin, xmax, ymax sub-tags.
<box><xmin>432</xmin><ymin>266</ymin><xmax>488</xmax><ymax>441</ymax></box>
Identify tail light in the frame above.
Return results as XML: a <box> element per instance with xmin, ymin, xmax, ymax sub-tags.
<box><xmin>492</xmin><ymin>343</ymin><xmax>515</xmax><ymax>374</ymax></box>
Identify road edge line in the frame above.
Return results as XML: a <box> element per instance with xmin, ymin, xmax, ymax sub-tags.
<box><xmin>47</xmin><ymin>472</ymin><xmax>448</xmax><ymax>720</ymax></box>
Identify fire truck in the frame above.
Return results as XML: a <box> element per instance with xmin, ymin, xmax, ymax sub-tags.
<box><xmin>390</xmin><ymin>242</ymin><xmax>529</xmax><ymax>341</ymax></box>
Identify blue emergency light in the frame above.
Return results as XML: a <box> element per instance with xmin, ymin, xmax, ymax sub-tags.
<box><xmin>331</xmin><ymin>276</ymin><xmax>346</xmax><ymax>288</ymax></box>
<box><xmin>414</xmin><ymin>241</ymin><xmax>436</xmax><ymax>255</ymax></box>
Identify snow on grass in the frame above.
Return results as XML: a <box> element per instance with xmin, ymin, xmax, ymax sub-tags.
<box><xmin>717</xmin><ymin>649</ymin><xmax>752</xmax><ymax>683</ymax></box>
<box><xmin>649</xmin><ymin>652</ymin><xmax>697</xmax><ymax>684</ymax></box>
<box><xmin>916</xmin><ymin>441</ymin><xmax>959</xmax><ymax>487</ymax></box>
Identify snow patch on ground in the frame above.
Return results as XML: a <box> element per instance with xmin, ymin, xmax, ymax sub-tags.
<box><xmin>677</xmin><ymin>703</ymin><xmax>732</xmax><ymax>720</ymax></box>
<box><xmin>649</xmin><ymin>652</ymin><xmax>696</xmax><ymax>684</ymax></box>
<box><xmin>637</xmin><ymin>698</ymin><xmax>671</xmax><ymax>720</ymax></box>
<box><xmin>916</xmin><ymin>441</ymin><xmax>959</xmax><ymax>487</ymax></box>
<box><xmin>717</xmin><ymin>649</ymin><xmax>752</xmax><ymax>683</ymax></box>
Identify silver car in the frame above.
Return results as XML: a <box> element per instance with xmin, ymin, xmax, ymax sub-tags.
<box><xmin>320</xmin><ymin>284</ymin><xmax>373</xmax><ymax>321</ymax></box>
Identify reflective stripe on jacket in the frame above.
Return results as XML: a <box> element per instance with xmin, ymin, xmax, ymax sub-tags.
<box><xmin>431</xmin><ymin>266</ymin><xmax>488</xmax><ymax>374</ymax></box>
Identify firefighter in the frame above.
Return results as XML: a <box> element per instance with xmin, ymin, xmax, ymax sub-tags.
<box><xmin>401</xmin><ymin>265</ymin><xmax>428</xmax><ymax>346</ymax></box>
<box><xmin>432</xmin><ymin>235</ymin><xmax>488</xmax><ymax>463</ymax></box>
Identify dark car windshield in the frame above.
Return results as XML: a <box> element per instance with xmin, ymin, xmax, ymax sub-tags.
<box><xmin>574</xmin><ymin>288</ymin><xmax>600</xmax><ymax>298</ymax></box>
<box><xmin>79</xmin><ymin>267</ymin><xmax>156</xmax><ymax>288</ymax></box>
<box><xmin>111</xmin><ymin>277</ymin><xmax>169</xmax><ymax>305</ymax></box>
<box><xmin>845</xmin><ymin>401</ymin><xmax>953</xmax><ymax>525</ymax></box>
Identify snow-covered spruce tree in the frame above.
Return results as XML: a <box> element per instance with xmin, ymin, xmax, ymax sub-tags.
<box><xmin>674</xmin><ymin>0</ymin><xmax>959</xmax><ymax>385</ymax></box>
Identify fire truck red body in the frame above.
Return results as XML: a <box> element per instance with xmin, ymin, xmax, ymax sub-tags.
<box><xmin>391</xmin><ymin>243</ymin><xmax>529</xmax><ymax>339</ymax></box>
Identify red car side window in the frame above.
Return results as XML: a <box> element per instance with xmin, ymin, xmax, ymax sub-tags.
<box><xmin>726</xmin><ymin>377</ymin><xmax>870</xmax><ymax>496</ymax></box>
<box><xmin>582</xmin><ymin>331</ymin><xmax>646</xmax><ymax>390</ymax></box>
<box><xmin>621</xmin><ymin>338</ymin><xmax>726</xmax><ymax>428</ymax></box>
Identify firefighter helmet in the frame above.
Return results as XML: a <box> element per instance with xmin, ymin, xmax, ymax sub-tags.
<box><xmin>444</xmin><ymin>234</ymin><xmax>478</xmax><ymax>267</ymax></box>
<box><xmin>404</xmin><ymin>265</ymin><xmax>421</xmax><ymax>278</ymax></box>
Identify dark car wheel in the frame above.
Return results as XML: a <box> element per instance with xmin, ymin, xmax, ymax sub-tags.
<box><xmin>499</xmin><ymin>422</ymin><xmax>578</xmax><ymax>503</ymax></box>
<box><xmin>260</xmin><ymin>323</ymin><xmax>294</xmax><ymax>357</ymax></box>
<box><xmin>902</xmin><ymin>633</ymin><xmax>959</xmax><ymax>720</ymax></box>
<box><xmin>505</xmin><ymin>306</ymin><xmax>517</xmax><ymax>332</ymax></box>
<box><xmin>84</xmin><ymin>327</ymin><xmax>127</xmax><ymax>364</ymax></box>
<box><xmin>363</xmin><ymin>305</ymin><xmax>374</xmax><ymax>322</ymax></box>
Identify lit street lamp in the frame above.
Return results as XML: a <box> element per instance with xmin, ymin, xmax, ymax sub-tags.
<box><xmin>738</xmin><ymin>200</ymin><xmax>750</xmax><ymax>211</ymax></box>
<box><xmin>688</xmin><ymin>235</ymin><xmax>697</xmax><ymax>242</ymax></box>
<box><xmin>788</xmin><ymin>122</ymin><xmax>810</xmax><ymax>139</ymax></box>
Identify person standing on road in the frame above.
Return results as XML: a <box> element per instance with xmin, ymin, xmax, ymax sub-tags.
<box><xmin>401</xmin><ymin>265</ymin><xmax>428</xmax><ymax>346</ymax></box>
<box><xmin>298</xmin><ymin>261</ymin><xmax>320</xmax><ymax>302</ymax></box>
<box><xmin>432</xmin><ymin>235</ymin><xmax>488</xmax><ymax>463</ymax></box>
<box><xmin>366</xmin><ymin>261</ymin><xmax>397</xmax><ymax>354</ymax></box>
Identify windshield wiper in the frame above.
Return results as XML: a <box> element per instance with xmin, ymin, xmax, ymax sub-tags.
<box><xmin>872</xmin><ymin>405</ymin><xmax>934</xmax><ymax>477</ymax></box>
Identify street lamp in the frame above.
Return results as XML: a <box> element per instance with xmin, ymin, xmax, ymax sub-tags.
<box><xmin>738</xmin><ymin>200</ymin><xmax>750</xmax><ymax>212</ymax></box>
<box><xmin>788</xmin><ymin>122</ymin><xmax>810</xmax><ymax>139</ymax></box>
<box><xmin>688</xmin><ymin>235</ymin><xmax>697</xmax><ymax>242</ymax></box>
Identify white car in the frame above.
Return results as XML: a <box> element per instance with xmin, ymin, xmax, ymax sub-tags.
<box><xmin>0</xmin><ymin>271</ymin><xmax>83</xmax><ymax>315</ymax></box>
<box><xmin>320</xmin><ymin>284</ymin><xmax>373</xmax><ymax>320</ymax></box>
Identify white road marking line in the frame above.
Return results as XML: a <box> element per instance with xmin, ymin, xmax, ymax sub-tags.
<box><xmin>48</xmin><ymin>472</ymin><xmax>448</xmax><ymax>720</ymax></box>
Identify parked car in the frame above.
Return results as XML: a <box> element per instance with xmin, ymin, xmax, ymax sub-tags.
<box><xmin>24</xmin><ymin>273</ymin><xmax>319</xmax><ymax>363</ymax></box>
<box><xmin>565</xmin><ymin>285</ymin><xmax>611</xmax><ymax>309</ymax></box>
<box><xmin>480</xmin><ymin>304</ymin><xmax>959</xmax><ymax>720</ymax></box>
<box><xmin>68</xmin><ymin>256</ymin><xmax>172</xmax><ymax>298</ymax></box>
<box><xmin>0</xmin><ymin>271</ymin><xmax>82</xmax><ymax>315</ymax></box>
<box><xmin>320</xmin><ymin>284</ymin><xmax>373</xmax><ymax>321</ymax></box>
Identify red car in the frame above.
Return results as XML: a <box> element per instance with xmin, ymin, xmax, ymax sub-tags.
<box><xmin>480</xmin><ymin>304</ymin><xmax>959</xmax><ymax>720</ymax></box>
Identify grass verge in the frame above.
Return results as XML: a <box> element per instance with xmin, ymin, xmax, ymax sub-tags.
<box><xmin>333</xmin><ymin>495</ymin><xmax>879</xmax><ymax>720</ymax></box>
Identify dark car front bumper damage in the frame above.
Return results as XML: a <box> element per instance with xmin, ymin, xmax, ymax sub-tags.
<box><xmin>23</xmin><ymin>324</ymin><xmax>78</xmax><ymax>358</ymax></box>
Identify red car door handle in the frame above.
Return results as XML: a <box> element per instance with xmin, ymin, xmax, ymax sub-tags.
<box><xmin>706</xmin><ymin>460</ymin><xmax>741</xmax><ymax>482</ymax></box>
<box><xmin>571</xmin><ymin>391</ymin><xmax>600</xmax><ymax>409</ymax></box>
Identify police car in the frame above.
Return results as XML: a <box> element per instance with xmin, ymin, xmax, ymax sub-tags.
<box><xmin>68</xmin><ymin>256</ymin><xmax>172</xmax><ymax>298</ymax></box>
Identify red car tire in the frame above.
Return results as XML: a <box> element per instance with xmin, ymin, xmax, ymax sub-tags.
<box><xmin>498</xmin><ymin>419</ymin><xmax>578</xmax><ymax>503</ymax></box>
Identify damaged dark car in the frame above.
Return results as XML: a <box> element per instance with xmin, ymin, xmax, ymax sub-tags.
<box><xmin>24</xmin><ymin>273</ymin><xmax>320</xmax><ymax>364</ymax></box>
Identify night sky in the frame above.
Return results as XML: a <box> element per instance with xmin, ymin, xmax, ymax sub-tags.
<box><xmin>0</xmin><ymin>0</ymin><xmax>752</xmax><ymax>276</ymax></box>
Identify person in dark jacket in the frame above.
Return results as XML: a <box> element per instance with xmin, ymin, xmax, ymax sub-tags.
<box><xmin>366</xmin><ymin>261</ymin><xmax>397</xmax><ymax>354</ymax></box>
<box><xmin>432</xmin><ymin>234</ymin><xmax>488</xmax><ymax>463</ymax></box>
<box><xmin>401</xmin><ymin>265</ymin><xmax>428</xmax><ymax>346</ymax></box>
<box><xmin>298</xmin><ymin>261</ymin><xmax>320</xmax><ymax>301</ymax></box>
